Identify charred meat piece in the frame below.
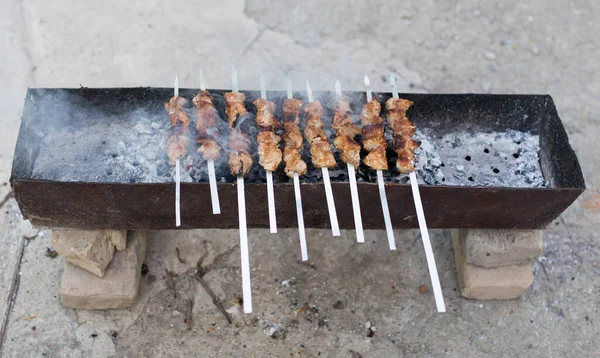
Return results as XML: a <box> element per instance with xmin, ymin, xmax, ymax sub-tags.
<box><xmin>332</xmin><ymin>96</ymin><xmax>362</xmax><ymax>168</ymax></box>
<box><xmin>282</xmin><ymin>99</ymin><xmax>308</xmax><ymax>178</ymax></box>
<box><xmin>193</xmin><ymin>90</ymin><xmax>221</xmax><ymax>160</ymax></box>
<box><xmin>254</xmin><ymin>98</ymin><xmax>281</xmax><ymax>130</ymax></box>
<box><xmin>164</xmin><ymin>96</ymin><xmax>190</xmax><ymax>166</ymax></box>
<box><xmin>359</xmin><ymin>99</ymin><xmax>388</xmax><ymax>171</ymax></box>
<box><xmin>225</xmin><ymin>92</ymin><xmax>247</xmax><ymax>128</ymax></box>
<box><xmin>228</xmin><ymin>129</ymin><xmax>253</xmax><ymax>177</ymax></box>
<box><xmin>257</xmin><ymin>131</ymin><xmax>282</xmax><ymax>172</ymax></box>
<box><xmin>301</xmin><ymin>100</ymin><xmax>336</xmax><ymax>169</ymax></box>
<box><xmin>385</xmin><ymin>98</ymin><xmax>420</xmax><ymax>173</ymax></box>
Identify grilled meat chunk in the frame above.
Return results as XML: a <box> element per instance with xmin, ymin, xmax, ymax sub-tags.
<box><xmin>333</xmin><ymin>135</ymin><xmax>361</xmax><ymax>168</ymax></box>
<box><xmin>257</xmin><ymin>131</ymin><xmax>282</xmax><ymax>172</ymax></box>
<box><xmin>197</xmin><ymin>139</ymin><xmax>221</xmax><ymax>160</ymax></box>
<box><xmin>359</xmin><ymin>99</ymin><xmax>383</xmax><ymax>126</ymax></box>
<box><xmin>224</xmin><ymin>92</ymin><xmax>246</xmax><ymax>128</ymax></box>
<box><xmin>228</xmin><ymin>129</ymin><xmax>253</xmax><ymax>177</ymax></box>
<box><xmin>282</xmin><ymin>98</ymin><xmax>303</xmax><ymax>124</ymax></box>
<box><xmin>254</xmin><ymin>98</ymin><xmax>281</xmax><ymax>130</ymax></box>
<box><xmin>363</xmin><ymin>145</ymin><xmax>388</xmax><ymax>171</ymax></box>
<box><xmin>283</xmin><ymin>147</ymin><xmax>307</xmax><ymax>177</ymax></box>
<box><xmin>164</xmin><ymin>96</ymin><xmax>190</xmax><ymax>128</ymax></box>
<box><xmin>310</xmin><ymin>137</ymin><xmax>336</xmax><ymax>168</ymax></box>
<box><xmin>165</xmin><ymin>126</ymin><xmax>189</xmax><ymax>166</ymax></box>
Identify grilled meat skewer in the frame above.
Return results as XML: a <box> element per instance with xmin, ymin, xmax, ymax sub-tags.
<box><xmin>225</xmin><ymin>90</ymin><xmax>253</xmax><ymax>177</ymax></box>
<box><xmin>193</xmin><ymin>90</ymin><xmax>221</xmax><ymax>160</ymax></box>
<box><xmin>282</xmin><ymin>98</ymin><xmax>308</xmax><ymax>177</ymax></box>
<box><xmin>164</xmin><ymin>96</ymin><xmax>190</xmax><ymax>166</ymax></box>
<box><xmin>332</xmin><ymin>96</ymin><xmax>361</xmax><ymax>168</ymax></box>
<box><xmin>385</xmin><ymin>98</ymin><xmax>421</xmax><ymax>174</ymax></box>
<box><xmin>359</xmin><ymin>98</ymin><xmax>388</xmax><ymax>171</ymax></box>
<box><xmin>301</xmin><ymin>101</ymin><xmax>336</xmax><ymax>169</ymax></box>
<box><xmin>254</xmin><ymin>98</ymin><xmax>283</xmax><ymax>172</ymax></box>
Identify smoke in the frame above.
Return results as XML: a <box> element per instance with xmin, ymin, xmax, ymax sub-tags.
<box><xmin>19</xmin><ymin>87</ymin><xmax>547</xmax><ymax>188</ymax></box>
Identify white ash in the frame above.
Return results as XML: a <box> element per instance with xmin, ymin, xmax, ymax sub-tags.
<box><xmin>411</xmin><ymin>128</ymin><xmax>549</xmax><ymax>188</ymax></box>
<box><xmin>31</xmin><ymin>109</ymin><xmax>217</xmax><ymax>184</ymax></box>
<box><xmin>30</xmin><ymin>107</ymin><xmax>548</xmax><ymax>188</ymax></box>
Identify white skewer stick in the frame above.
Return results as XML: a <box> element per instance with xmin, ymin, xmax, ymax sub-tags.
<box><xmin>237</xmin><ymin>175</ymin><xmax>252</xmax><ymax>313</ymax></box>
<box><xmin>200</xmin><ymin>70</ymin><xmax>221</xmax><ymax>214</ymax></box>
<box><xmin>232</xmin><ymin>68</ymin><xmax>252</xmax><ymax>313</ymax></box>
<box><xmin>287</xmin><ymin>79</ymin><xmax>308</xmax><ymax>260</ymax></box>
<box><xmin>232</xmin><ymin>67</ymin><xmax>239</xmax><ymax>93</ymax></box>
<box><xmin>306</xmin><ymin>80</ymin><xmax>340</xmax><ymax>236</ymax></box>
<box><xmin>174</xmin><ymin>75</ymin><xmax>181</xmax><ymax>227</ymax></box>
<box><xmin>364</xmin><ymin>75</ymin><xmax>395</xmax><ymax>249</ymax></box>
<box><xmin>390</xmin><ymin>72</ymin><xmax>446</xmax><ymax>312</ymax></box>
<box><xmin>175</xmin><ymin>159</ymin><xmax>181</xmax><ymax>227</ymax></box>
<box><xmin>335</xmin><ymin>80</ymin><xmax>364</xmax><ymax>243</ymax></box>
<box><xmin>199</xmin><ymin>70</ymin><xmax>206</xmax><ymax>91</ymax></box>
<box><xmin>294</xmin><ymin>172</ymin><xmax>308</xmax><ymax>261</ymax></box>
<box><xmin>261</xmin><ymin>75</ymin><xmax>277</xmax><ymax>233</ymax></box>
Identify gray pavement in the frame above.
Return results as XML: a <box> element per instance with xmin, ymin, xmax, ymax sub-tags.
<box><xmin>0</xmin><ymin>0</ymin><xmax>599</xmax><ymax>357</ymax></box>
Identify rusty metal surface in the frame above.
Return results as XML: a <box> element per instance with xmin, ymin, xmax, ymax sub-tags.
<box><xmin>10</xmin><ymin>88</ymin><xmax>585</xmax><ymax>229</ymax></box>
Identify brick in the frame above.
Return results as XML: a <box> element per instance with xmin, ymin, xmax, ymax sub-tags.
<box><xmin>52</xmin><ymin>229</ymin><xmax>115</xmax><ymax>277</ymax></box>
<box><xmin>60</xmin><ymin>231</ymin><xmax>147</xmax><ymax>309</ymax></box>
<box><xmin>107</xmin><ymin>230</ymin><xmax>127</xmax><ymax>251</ymax></box>
<box><xmin>453</xmin><ymin>229</ymin><xmax>542</xmax><ymax>268</ymax></box>
<box><xmin>452</xmin><ymin>231</ymin><xmax>533</xmax><ymax>300</ymax></box>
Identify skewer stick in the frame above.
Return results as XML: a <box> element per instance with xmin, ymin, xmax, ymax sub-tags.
<box><xmin>174</xmin><ymin>75</ymin><xmax>181</xmax><ymax>227</ymax></box>
<box><xmin>335</xmin><ymin>80</ymin><xmax>364</xmax><ymax>243</ymax></box>
<box><xmin>200</xmin><ymin>70</ymin><xmax>221</xmax><ymax>214</ymax></box>
<box><xmin>232</xmin><ymin>68</ymin><xmax>252</xmax><ymax>313</ymax></box>
<box><xmin>175</xmin><ymin>159</ymin><xmax>181</xmax><ymax>227</ymax></box>
<box><xmin>364</xmin><ymin>75</ymin><xmax>395</xmax><ymax>249</ymax></box>
<box><xmin>390</xmin><ymin>72</ymin><xmax>446</xmax><ymax>312</ymax></box>
<box><xmin>294</xmin><ymin>172</ymin><xmax>308</xmax><ymax>260</ymax></box>
<box><xmin>306</xmin><ymin>80</ymin><xmax>340</xmax><ymax>236</ymax></box>
<box><xmin>237</xmin><ymin>175</ymin><xmax>252</xmax><ymax>313</ymax></box>
<box><xmin>261</xmin><ymin>75</ymin><xmax>277</xmax><ymax>233</ymax></box>
<box><xmin>232</xmin><ymin>67</ymin><xmax>239</xmax><ymax>93</ymax></box>
<box><xmin>288</xmin><ymin>79</ymin><xmax>308</xmax><ymax>260</ymax></box>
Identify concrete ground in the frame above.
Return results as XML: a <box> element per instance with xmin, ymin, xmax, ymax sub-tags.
<box><xmin>1</xmin><ymin>0</ymin><xmax>598</xmax><ymax>356</ymax></box>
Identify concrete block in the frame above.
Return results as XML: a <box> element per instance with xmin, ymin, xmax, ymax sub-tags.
<box><xmin>60</xmin><ymin>231</ymin><xmax>147</xmax><ymax>309</ymax></box>
<box><xmin>52</xmin><ymin>229</ymin><xmax>116</xmax><ymax>277</ymax></box>
<box><xmin>452</xmin><ymin>229</ymin><xmax>542</xmax><ymax>268</ymax></box>
<box><xmin>453</xmin><ymin>231</ymin><xmax>533</xmax><ymax>300</ymax></box>
<box><xmin>108</xmin><ymin>230</ymin><xmax>127</xmax><ymax>251</ymax></box>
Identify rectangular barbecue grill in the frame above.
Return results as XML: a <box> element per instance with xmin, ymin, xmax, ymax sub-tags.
<box><xmin>10</xmin><ymin>87</ymin><xmax>584</xmax><ymax>230</ymax></box>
